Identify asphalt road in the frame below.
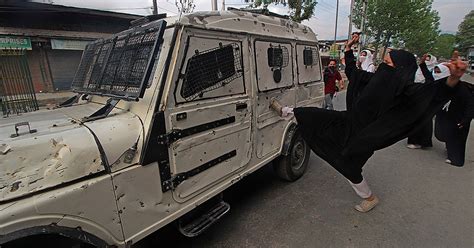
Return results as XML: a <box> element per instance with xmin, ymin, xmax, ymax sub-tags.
<box><xmin>141</xmin><ymin>131</ymin><xmax>473</xmax><ymax>247</ymax></box>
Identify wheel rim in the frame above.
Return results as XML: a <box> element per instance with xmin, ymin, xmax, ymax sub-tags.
<box><xmin>291</xmin><ymin>138</ymin><xmax>306</xmax><ymax>171</ymax></box>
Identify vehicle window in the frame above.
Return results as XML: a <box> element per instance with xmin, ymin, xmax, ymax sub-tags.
<box><xmin>297</xmin><ymin>45</ymin><xmax>321</xmax><ymax>84</ymax></box>
<box><xmin>72</xmin><ymin>20</ymin><xmax>166</xmax><ymax>100</ymax></box>
<box><xmin>303</xmin><ymin>47</ymin><xmax>319</xmax><ymax>66</ymax></box>
<box><xmin>175</xmin><ymin>36</ymin><xmax>245</xmax><ymax>103</ymax></box>
<box><xmin>267</xmin><ymin>46</ymin><xmax>289</xmax><ymax>68</ymax></box>
<box><xmin>255</xmin><ymin>41</ymin><xmax>293</xmax><ymax>91</ymax></box>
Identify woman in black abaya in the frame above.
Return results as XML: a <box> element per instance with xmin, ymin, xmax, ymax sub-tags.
<box><xmin>271</xmin><ymin>34</ymin><xmax>467</xmax><ymax>213</ymax></box>
<box><xmin>435</xmin><ymin>81</ymin><xmax>474</xmax><ymax>166</ymax></box>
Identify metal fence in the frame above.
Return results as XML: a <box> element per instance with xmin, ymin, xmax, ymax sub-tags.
<box><xmin>0</xmin><ymin>50</ymin><xmax>39</xmax><ymax>117</ymax></box>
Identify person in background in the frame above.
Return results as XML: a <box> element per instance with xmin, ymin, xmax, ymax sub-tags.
<box><xmin>359</xmin><ymin>50</ymin><xmax>376</xmax><ymax>73</ymax></box>
<box><xmin>414</xmin><ymin>53</ymin><xmax>437</xmax><ymax>83</ymax></box>
<box><xmin>407</xmin><ymin>54</ymin><xmax>443</xmax><ymax>149</ymax></box>
<box><xmin>435</xmin><ymin>67</ymin><xmax>474</xmax><ymax>166</ymax></box>
<box><xmin>407</xmin><ymin>54</ymin><xmax>444</xmax><ymax>149</ymax></box>
<box><xmin>322</xmin><ymin>59</ymin><xmax>344</xmax><ymax>110</ymax></box>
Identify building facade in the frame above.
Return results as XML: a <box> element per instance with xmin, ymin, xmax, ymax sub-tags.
<box><xmin>0</xmin><ymin>1</ymin><xmax>140</xmax><ymax>116</ymax></box>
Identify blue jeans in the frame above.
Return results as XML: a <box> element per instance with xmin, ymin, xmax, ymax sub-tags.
<box><xmin>322</xmin><ymin>93</ymin><xmax>334</xmax><ymax>110</ymax></box>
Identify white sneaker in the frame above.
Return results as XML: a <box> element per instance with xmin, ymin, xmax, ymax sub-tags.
<box><xmin>445</xmin><ymin>159</ymin><xmax>452</xmax><ymax>164</ymax></box>
<box><xmin>407</xmin><ymin>144</ymin><xmax>422</xmax><ymax>149</ymax></box>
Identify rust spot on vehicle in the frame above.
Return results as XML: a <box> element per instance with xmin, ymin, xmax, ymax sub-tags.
<box><xmin>10</xmin><ymin>181</ymin><xmax>21</xmax><ymax>192</ymax></box>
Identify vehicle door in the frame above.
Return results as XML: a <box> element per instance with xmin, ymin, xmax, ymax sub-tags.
<box><xmin>162</xmin><ymin>28</ymin><xmax>252</xmax><ymax>202</ymax></box>
<box><xmin>253</xmin><ymin>39</ymin><xmax>296</xmax><ymax>159</ymax></box>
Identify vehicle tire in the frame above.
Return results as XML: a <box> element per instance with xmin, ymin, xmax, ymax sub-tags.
<box><xmin>273</xmin><ymin>129</ymin><xmax>310</xmax><ymax>181</ymax></box>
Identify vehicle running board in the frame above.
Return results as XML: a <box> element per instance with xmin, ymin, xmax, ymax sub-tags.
<box><xmin>178</xmin><ymin>201</ymin><xmax>230</xmax><ymax>237</ymax></box>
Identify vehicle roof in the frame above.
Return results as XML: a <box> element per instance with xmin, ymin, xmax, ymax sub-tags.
<box><xmin>161</xmin><ymin>10</ymin><xmax>318</xmax><ymax>43</ymax></box>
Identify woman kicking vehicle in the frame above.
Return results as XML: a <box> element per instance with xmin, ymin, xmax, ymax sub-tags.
<box><xmin>270</xmin><ymin>33</ymin><xmax>467</xmax><ymax>213</ymax></box>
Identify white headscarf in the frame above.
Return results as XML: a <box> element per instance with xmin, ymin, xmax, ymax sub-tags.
<box><xmin>432</xmin><ymin>64</ymin><xmax>450</xmax><ymax>81</ymax></box>
<box><xmin>425</xmin><ymin>54</ymin><xmax>437</xmax><ymax>71</ymax></box>
<box><xmin>359</xmin><ymin>50</ymin><xmax>375</xmax><ymax>73</ymax></box>
<box><xmin>414</xmin><ymin>68</ymin><xmax>425</xmax><ymax>83</ymax></box>
<box><xmin>414</xmin><ymin>54</ymin><xmax>441</xmax><ymax>83</ymax></box>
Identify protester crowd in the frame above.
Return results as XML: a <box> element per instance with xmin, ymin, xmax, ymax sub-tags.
<box><xmin>271</xmin><ymin>33</ymin><xmax>471</xmax><ymax>213</ymax></box>
<box><xmin>322</xmin><ymin>48</ymin><xmax>473</xmax><ymax>168</ymax></box>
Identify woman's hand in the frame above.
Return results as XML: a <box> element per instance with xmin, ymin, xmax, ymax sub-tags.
<box><xmin>345</xmin><ymin>33</ymin><xmax>360</xmax><ymax>51</ymax></box>
<box><xmin>444</xmin><ymin>50</ymin><xmax>467</xmax><ymax>87</ymax></box>
<box><xmin>419</xmin><ymin>54</ymin><xmax>429</xmax><ymax>65</ymax></box>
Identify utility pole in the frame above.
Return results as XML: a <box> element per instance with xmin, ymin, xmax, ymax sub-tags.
<box><xmin>211</xmin><ymin>0</ymin><xmax>218</xmax><ymax>10</ymax></box>
<box><xmin>152</xmin><ymin>0</ymin><xmax>158</xmax><ymax>15</ymax></box>
<box><xmin>359</xmin><ymin>0</ymin><xmax>367</xmax><ymax>49</ymax></box>
<box><xmin>333</xmin><ymin>0</ymin><xmax>339</xmax><ymax>45</ymax></box>
<box><xmin>348</xmin><ymin>0</ymin><xmax>354</xmax><ymax>39</ymax></box>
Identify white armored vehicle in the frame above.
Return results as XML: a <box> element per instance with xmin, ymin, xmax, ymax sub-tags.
<box><xmin>0</xmin><ymin>10</ymin><xmax>323</xmax><ymax>247</ymax></box>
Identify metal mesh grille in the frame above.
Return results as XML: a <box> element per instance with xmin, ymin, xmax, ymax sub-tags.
<box><xmin>71</xmin><ymin>20</ymin><xmax>165</xmax><ymax>100</ymax></box>
<box><xmin>303</xmin><ymin>47</ymin><xmax>319</xmax><ymax>66</ymax></box>
<box><xmin>267</xmin><ymin>45</ymin><xmax>289</xmax><ymax>68</ymax></box>
<box><xmin>180</xmin><ymin>43</ymin><xmax>243</xmax><ymax>101</ymax></box>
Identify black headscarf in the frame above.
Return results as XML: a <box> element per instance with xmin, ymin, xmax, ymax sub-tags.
<box><xmin>388</xmin><ymin>49</ymin><xmax>418</xmax><ymax>95</ymax></box>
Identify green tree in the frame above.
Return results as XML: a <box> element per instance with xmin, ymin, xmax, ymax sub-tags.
<box><xmin>397</xmin><ymin>0</ymin><xmax>439</xmax><ymax>56</ymax></box>
<box><xmin>251</xmin><ymin>0</ymin><xmax>317</xmax><ymax>23</ymax></box>
<box><xmin>432</xmin><ymin>33</ymin><xmax>456</xmax><ymax>59</ymax></box>
<box><xmin>456</xmin><ymin>10</ymin><xmax>474</xmax><ymax>54</ymax></box>
<box><xmin>353</xmin><ymin>0</ymin><xmax>439</xmax><ymax>60</ymax></box>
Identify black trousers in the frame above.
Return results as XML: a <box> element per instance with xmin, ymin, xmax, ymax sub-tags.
<box><xmin>435</xmin><ymin>114</ymin><xmax>470</xmax><ymax>166</ymax></box>
<box><xmin>407</xmin><ymin>119</ymin><xmax>433</xmax><ymax>147</ymax></box>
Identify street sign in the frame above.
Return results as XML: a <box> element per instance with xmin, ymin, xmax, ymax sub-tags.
<box><xmin>0</xmin><ymin>36</ymin><xmax>32</xmax><ymax>50</ymax></box>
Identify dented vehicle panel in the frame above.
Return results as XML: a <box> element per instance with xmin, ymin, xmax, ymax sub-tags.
<box><xmin>0</xmin><ymin>104</ymin><xmax>104</xmax><ymax>202</ymax></box>
<box><xmin>0</xmin><ymin>10</ymin><xmax>323</xmax><ymax>247</ymax></box>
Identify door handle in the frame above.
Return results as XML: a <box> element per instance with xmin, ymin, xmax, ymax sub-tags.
<box><xmin>236</xmin><ymin>103</ymin><xmax>247</xmax><ymax>111</ymax></box>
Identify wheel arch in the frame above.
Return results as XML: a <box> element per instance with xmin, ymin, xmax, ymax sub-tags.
<box><xmin>280</xmin><ymin>121</ymin><xmax>298</xmax><ymax>156</ymax></box>
<box><xmin>0</xmin><ymin>225</ymin><xmax>109</xmax><ymax>247</ymax></box>
<box><xmin>0</xmin><ymin>215</ymin><xmax>121</xmax><ymax>247</ymax></box>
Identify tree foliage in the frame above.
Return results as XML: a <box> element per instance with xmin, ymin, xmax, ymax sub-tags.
<box><xmin>396</xmin><ymin>1</ymin><xmax>439</xmax><ymax>56</ymax></box>
<box><xmin>432</xmin><ymin>33</ymin><xmax>456</xmax><ymax>59</ymax></box>
<box><xmin>251</xmin><ymin>0</ymin><xmax>317</xmax><ymax>23</ymax></box>
<box><xmin>353</xmin><ymin>0</ymin><xmax>439</xmax><ymax>60</ymax></box>
<box><xmin>456</xmin><ymin>10</ymin><xmax>474</xmax><ymax>54</ymax></box>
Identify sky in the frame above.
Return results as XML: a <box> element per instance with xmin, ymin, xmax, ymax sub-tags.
<box><xmin>37</xmin><ymin>0</ymin><xmax>473</xmax><ymax>40</ymax></box>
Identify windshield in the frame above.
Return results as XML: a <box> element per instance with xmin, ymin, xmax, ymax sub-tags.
<box><xmin>71</xmin><ymin>20</ymin><xmax>166</xmax><ymax>101</ymax></box>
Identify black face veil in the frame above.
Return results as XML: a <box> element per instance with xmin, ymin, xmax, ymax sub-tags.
<box><xmin>388</xmin><ymin>49</ymin><xmax>418</xmax><ymax>95</ymax></box>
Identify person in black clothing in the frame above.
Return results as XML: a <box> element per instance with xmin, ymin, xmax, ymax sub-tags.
<box><xmin>406</xmin><ymin>55</ymin><xmax>445</xmax><ymax>149</ymax></box>
<box><xmin>270</xmin><ymin>33</ymin><xmax>467</xmax><ymax>213</ymax></box>
<box><xmin>435</xmin><ymin>81</ymin><xmax>474</xmax><ymax>166</ymax></box>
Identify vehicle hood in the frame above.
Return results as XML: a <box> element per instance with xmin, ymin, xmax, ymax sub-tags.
<box><xmin>0</xmin><ymin>102</ymin><xmax>143</xmax><ymax>203</ymax></box>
